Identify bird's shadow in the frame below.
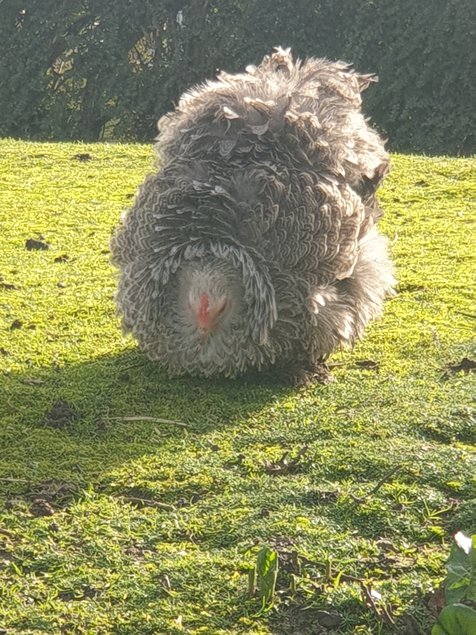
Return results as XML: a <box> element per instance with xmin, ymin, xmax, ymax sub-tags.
<box><xmin>1</xmin><ymin>347</ymin><xmax>296</xmax><ymax>507</ymax></box>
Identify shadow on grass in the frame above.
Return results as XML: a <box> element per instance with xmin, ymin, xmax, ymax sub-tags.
<box><xmin>0</xmin><ymin>347</ymin><xmax>294</xmax><ymax>507</ymax></box>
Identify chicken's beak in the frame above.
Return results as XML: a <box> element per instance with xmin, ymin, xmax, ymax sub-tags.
<box><xmin>194</xmin><ymin>292</ymin><xmax>228</xmax><ymax>336</ymax></box>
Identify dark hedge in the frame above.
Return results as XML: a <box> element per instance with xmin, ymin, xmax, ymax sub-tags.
<box><xmin>0</xmin><ymin>0</ymin><xmax>474</xmax><ymax>154</ymax></box>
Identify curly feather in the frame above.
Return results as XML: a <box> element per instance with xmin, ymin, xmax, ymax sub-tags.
<box><xmin>110</xmin><ymin>48</ymin><xmax>395</xmax><ymax>380</ymax></box>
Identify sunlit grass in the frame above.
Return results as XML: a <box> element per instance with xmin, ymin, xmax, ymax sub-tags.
<box><xmin>0</xmin><ymin>139</ymin><xmax>474</xmax><ymax>634</ymax></box>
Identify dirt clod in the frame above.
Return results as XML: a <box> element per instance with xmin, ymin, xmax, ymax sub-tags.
<box><xmin>316</xmin><ymin>610</ymin><xmax>342</xmax><ymax>628</ymax></box>
<box><xmin>71</xmin><ymin>153</ymin><xmax>92</xmax><ymax>162</ymax></box>
<box><xmin>30</xmin><ymin>497</ymin><xmax>55</xmax><ymax>517</ymax></box>
<box><xmin>263</xmin><ymin>446</ymin><xmax>309</xmax><ymax>476</ymax></box>
<box><xmin>45</xmin><ymin>400</ymin><xmax>78</xmax><ymax>428</ymax></box>
<box><xmin>355</xmin><ymin>359</ymin><xmax>380</xmax><ymax>371</ymax></box>
<box><xmin>25</xmin><ymin>238</ymin><xmax>49</xmax><ymax>251</ymax></box>
<box><xmin>0</xmin><ymin>281</ymin><xmax>19</xmax><ymax>290</ymax></box>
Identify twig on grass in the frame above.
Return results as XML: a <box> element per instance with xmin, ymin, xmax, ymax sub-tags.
<box><xmin>455</xmin><ymin>311</ymin><xmax>476</xmax><ymax>320</ymax></box>
<box><xmin>121</xmin><ymin>495</ymin><xmax>176</xmax><ymax>511</ymax></box>
<box><xmin>0</xmin><ymin>477</ymin><xmax>31</xmax><ymax>483</ymax></box>
<box><xmin>107</xmin><ymin>415</ymin><xmax>188</xmax><ymax>428</ymax></box>
<box><xmin>117</xmin><ymin>361</ymin><xmax>147</xmax><ymax>372</ymax></box>
<box><xmin>360</xmin><ymin>581</ymin><xmax>396</xmax><ymax>627</ymax></box>
<box><xmin>349</xmin><ymin>464</ymin><xmax>404</xmax><ymax>504</ymax></box>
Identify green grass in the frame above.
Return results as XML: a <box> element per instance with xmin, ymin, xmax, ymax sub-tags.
<box><xmin>0</xmin><ymin>138</ymin><xmax>474</xmax><ymax>634</ymax></box>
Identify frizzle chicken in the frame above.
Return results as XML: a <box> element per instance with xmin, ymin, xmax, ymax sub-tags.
<box><xmin>110</xmin><ymin>48</ymin><xmax>395</xmax><ymax>383</ymax></box>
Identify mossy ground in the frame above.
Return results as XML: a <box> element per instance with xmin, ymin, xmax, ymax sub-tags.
<box><xmin>0</xmin><ymin>139</ymin><xmax>474</xmax><ymax>634</ymax></box>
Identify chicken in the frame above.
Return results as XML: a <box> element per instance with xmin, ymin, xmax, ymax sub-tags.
<box><xmin>110</xmin><ymin>48</ymin><xmax>395</xmax><ymax>383</ymax></box>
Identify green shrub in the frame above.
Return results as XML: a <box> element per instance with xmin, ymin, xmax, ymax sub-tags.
<box><xmin>0</xmin><ymin>0</ymin><xmax>474</xmax><ymax>153</ymax></box>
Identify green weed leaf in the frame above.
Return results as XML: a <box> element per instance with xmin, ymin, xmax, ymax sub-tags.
<box><xmin>470</xmin><ymin>535</ymin><xmax>476</xmax><ymax>603</ymax></box>
<box><xmin>444</xmin><ymin>532</ymin><xmax>474</xmax><ymax>605</ymax></box>
<box><xmin>431</xmin><ymin>604</ymin><xmax>476</xmax><ymax>635</ymax></box>
<box><xmin>255</xmin><ymin>546</ymin><xmax>278</xmax><ymax>606</ymax></box>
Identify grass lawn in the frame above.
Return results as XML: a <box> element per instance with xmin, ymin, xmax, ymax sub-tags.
<box><xmin>0</xmin><ymin>139</ymin><xmax>474</xmax><ymax>634</ymax></box>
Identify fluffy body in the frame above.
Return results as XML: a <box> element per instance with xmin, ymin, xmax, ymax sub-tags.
<box><xmin>110</xmin><ymin>48</ymin><xmax>395</xmax><ymax>380</ymax></box>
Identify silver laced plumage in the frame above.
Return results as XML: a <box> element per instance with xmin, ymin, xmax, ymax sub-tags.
<box><xmin>111</xmin><ymin>48</ymin><xmax>395</xmax><ymax>379</ymax></box>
